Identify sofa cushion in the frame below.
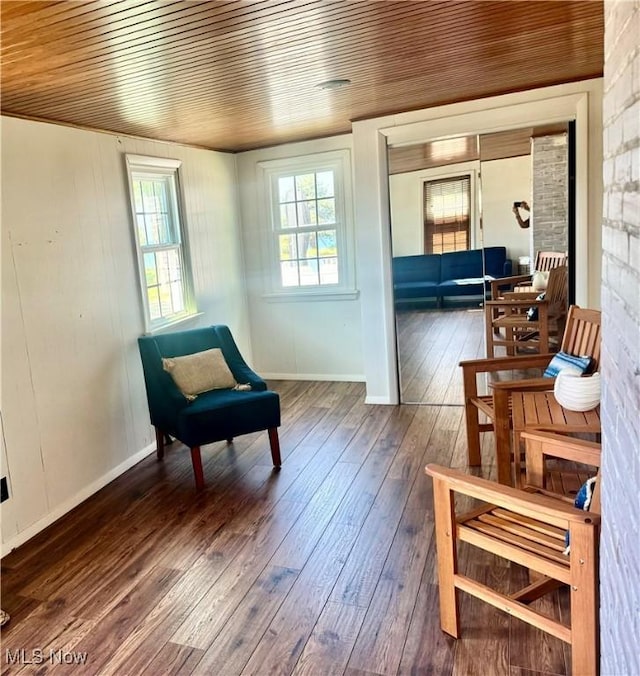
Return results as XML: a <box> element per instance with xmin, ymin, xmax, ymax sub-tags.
<box><xmin>440</xmin><ymin>249</ymin><xmax>483</xmax><ymax>281</ymax></box>
<box><xmin>392</xmin><ymin>254</ymin><xmax>441</xmax><ymax>284</ymax></box>
<box><xmin>483</xmin><ymin>246</ymin><xmax>510</xmax><ymax>278</ymax></box>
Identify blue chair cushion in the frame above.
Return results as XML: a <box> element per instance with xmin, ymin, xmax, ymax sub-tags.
<box><xmin>176</xmin><ymin>388</ymin><xmax>281</xmax><ymax>448</ymax></box>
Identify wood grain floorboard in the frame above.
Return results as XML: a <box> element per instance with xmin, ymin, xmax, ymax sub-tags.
<box><xmin>507</xmin><ymin>564</ymin><xmax>569</xmax><ymax>675</ymax></box>
<box><xmin>139</xmin><ymin>642</ymin><xmax>205</xmax><ymax>676</ymax></box>
<box><xmin>168</xmin><ymin>499</ymin><xmax>306</xmax><ymax>650</ymax></box>
<box><xmin>346</xmin><ymin>470</ymin><xmax>434</xmax><ymax>674</ymax></box>
<box><xmin>396</xmin><ymin>539</ymin><xmax>457</xmax><ymax>675</ymax></box>
<box><xmin>237</xmin><ymin>519</ymin><xmax>362</xmax><ymax>676</ymax></box>
<box><xmin>293</xmin><ymin>602</ymin><xmax>367</xmax><ymax>676</ymax></box>
<box><xmin>1</xmin><ymin>311</ymin><xmax>572</xmax><ymax>675</ymax></box>
<box><xmin>95</xmin><ymin>530</ymin><xmax>253</xmax><ymax>675</ymax></box>
<box><xmin>452</xmin><ymin>555</ymin><xmax>512</xmax><ymax>676</ymax></box>
<box><xmin>195</xmin><ymin>565</ymin><xmax>299</xmax><ymax>675</ymax></box>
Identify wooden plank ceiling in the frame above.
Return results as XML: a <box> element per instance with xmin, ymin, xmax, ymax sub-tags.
<box><xmin>0</xmin><ymin>0</ymin><xmax>603</xmax><ymax>152</ymax></box>
<box><xmin>388</xmin><ymin>123</ymin><xmax>569</xmax><ymax>175</ymax></box>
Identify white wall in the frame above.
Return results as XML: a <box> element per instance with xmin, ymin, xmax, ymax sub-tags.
<box><xmin>236</xmin><ymin>135</ymin><xmax>364</xmax><ymax>381</ymax></box>
<box><xmin>480</xmin><ymin>156</ymin><xmax>532</xmax><ymax>263</ymax></box>
<box><xmin>1</xmin><ymin>117</ymin><xmax>247</xmax><ymax>553</ymax></box>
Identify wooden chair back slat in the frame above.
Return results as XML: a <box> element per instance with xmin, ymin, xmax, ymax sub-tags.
<box><xmin>560</xmin><ymin>306</ymin><xmax>602</xmax><ymax>371</ymax></box>
<box><xmin>534</xmin><ymin>251</ymin><xmax>568</xmax><ymax>272</ymax></box>
<box><xmin>545</xmin><ymin>265</ymin><xmax>568</xmax><ymax>305</ymax></box>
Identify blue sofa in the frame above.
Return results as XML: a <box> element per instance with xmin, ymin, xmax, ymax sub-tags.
<box><xmin>392</xmin><ymin>246</ymin><xmax>512</xmax><ymax>307</ymax></box>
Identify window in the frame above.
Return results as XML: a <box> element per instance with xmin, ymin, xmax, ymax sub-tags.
<box><xmin>126</xmin><ymin>155</ymin><xmax>196</xmax><ymax>331</ymax></box>
<box><xmin>424</xmin><ymin>175</ymin><xmax>471</xmax><ymax>254</ymax></box>
<box><xmin>260</xmin><ymin>150</ymin><xmax>356</xmax><ymax>299</ymax></box>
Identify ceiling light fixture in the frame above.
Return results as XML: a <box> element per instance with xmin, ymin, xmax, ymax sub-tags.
<box><xmin>315</xmin><ymin>78</ymin><xmax>351</xmax><ymax>90</ymax></box>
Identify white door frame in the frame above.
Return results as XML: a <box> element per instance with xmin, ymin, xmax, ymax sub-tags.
<box><xmin>353</xmin><ymin>79</ymin><xmax>602</xmax><ymax>404</ymax></box>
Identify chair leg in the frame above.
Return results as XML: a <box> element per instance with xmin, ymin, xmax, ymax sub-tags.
<box><xmin>268</xmin><ymin>427</ymin><xmax>281</xmax><ymax>468</ymax></box>
<box><xmin>506</xmin><ymin>326</ymin><xmax>516</xmax><ymax>356</ymax></box>
<box><xmin>485</xmin><ymin>306</ymin><xmax>495</xmax><ymax>358</ymax></box>
<box><xmin>569</xmin><ymin>521</ymin><xmax>599</xmax><ymax>676</ymax></box>
<box><xmin>462</xmin><ymin>369</ymin><xmax>482</xmax><ymax>466</ymax></box>
<box><xmin>190</xmin><ymin>446</ymin><xmax>205</xmax><ymax>491</ymax></box>
<box><xmin>155</xmin><ymin>427</ymin><xmax>165</xmax><ymax>460</ymax></box>
<box><xmin>493</xmin><ymin>388</ymin><xmax>512</xmax><ymax>485</ymax></box>
<box><xmin>432</xmin><ymin>477</ymin><xmax>460</xmax><ymax>638</ymax></box>
<box><xmin>539</xmin><ymin>318</ymin><xmax>549</xmax><ymax>355</ymax></box>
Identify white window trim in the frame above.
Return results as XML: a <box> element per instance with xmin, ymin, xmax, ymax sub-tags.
<box><xmin>257</xmin><ymin>149</ymin><xmax>357</xmax><ymax>301</ymax></box>
<box><xmin>125</xmin><ymin>154</ymin><xmax>198</xmax><ymax>333</ymax></box>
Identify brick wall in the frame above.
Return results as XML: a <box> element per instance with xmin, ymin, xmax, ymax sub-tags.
<box><xmin>600</xmin><ymin>1</ymin><xmax>640</xmax><ymax>674</ymax></box>
<box><xmin>531</xmin><ymin>134</ymin><xmax>569</xmax><ymax>256</ymax></box>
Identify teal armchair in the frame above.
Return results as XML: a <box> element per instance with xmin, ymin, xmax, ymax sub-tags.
<box><xmin>138</xmin><ymin>325</ymin><xmax>281</xmax><ymax>490</ymax></box>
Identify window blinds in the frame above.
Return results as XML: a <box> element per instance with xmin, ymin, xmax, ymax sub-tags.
<box><xmin>424</xmin><ymin>175</ymin><xmax>471</xmax><ymax>254</ymax></box>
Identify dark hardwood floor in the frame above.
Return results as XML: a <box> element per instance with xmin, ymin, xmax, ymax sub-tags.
<box><xmin>396</xmin><ymin>307</ymin><xmax>486</xmax><ymax>404</ymax></box>
<box><xmin>1</xmin><ymin>311</ymin><xmax>571</xmax><ymax>675</ymax></box>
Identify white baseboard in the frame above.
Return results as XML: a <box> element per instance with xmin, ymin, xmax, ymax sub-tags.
<box><xmin>262</xmin><ymin>373</ymin><xmax>366</xmax><ymax>382</ymax></box>
<box><xmin>1</xmin><ymin>442</ymin><xmax>156</xmax><ymax>558</ymax></box>
<box><xmin>365</xmin><ymin>395</ymin><xmax>396</xmax><ymax>405</ymax></box>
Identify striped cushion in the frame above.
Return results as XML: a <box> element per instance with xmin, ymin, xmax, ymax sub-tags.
<box><xmin>543</xmin><ymin>351</ymin><xmax>592</xmax><ymax>378</ymax></box>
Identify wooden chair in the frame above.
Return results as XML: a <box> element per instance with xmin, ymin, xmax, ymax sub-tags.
<box><xmin>461</xmin><ymin>305</ymin><xmax>601</xmax><ymax>485</ymax></box>
<box><xmin>426</xmin><ymin>430</ymin><xmax>601</xmax><ymax>676</ymax></box>
<box><xmin>489</xmin><ymin>251</ymin><xmax>568</xmax><ymax>300</ymax></box>
<box><xmin>485</xmin><ymin>265</ymin><xmax>568</xmax><ymax>358</ymax></box>
<box><xmin>488</xmin><ymin>252</ymin><xmax>568</xmax><ymax>334</ymax></box>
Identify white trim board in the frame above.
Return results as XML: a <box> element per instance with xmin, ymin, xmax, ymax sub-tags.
<box><xmin>364</xmin><ymin>395</ymin><xmax>396</xmax><ymax>405</ymax></box>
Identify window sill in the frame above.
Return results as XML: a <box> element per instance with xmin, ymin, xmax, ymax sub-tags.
<box><xmin>145</xmin><ymin>312</ymin><xmax>204</xmax><ymax>335</ymax></box>
<box><xmin>262</xmin><ymin>289</ymin><xmax>360</xmax><ymax>303</ymax></box>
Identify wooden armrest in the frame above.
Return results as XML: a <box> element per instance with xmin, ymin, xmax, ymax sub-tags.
<box><xmin>503</xmin><ymin>291</ymin><xmax>538</xmax><ymax>300</ymax></box>
<box><xmin>485</xmin><ymin>299</ymin><xmax>546</xmax><ymax>308</ymax></box>
<box><xmin>522</xmin><ymin>431</ymin><xmax>601</xmax><ymax>467</ymax></box>
<box><xmin>460</xmin><ymin>353</ymin><xmax>554</xmax><ymax>373</ymax></box>
<box><xmin>490</xmin><ymin>274</ymin><xmax>532</xmax><ymax>289</ymax></box>
<box><xmin>425</xmin><ymin>464</ymin><xmax>600</xmax><ymax>528</ymax></box>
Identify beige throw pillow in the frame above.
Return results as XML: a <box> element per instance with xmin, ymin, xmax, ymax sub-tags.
<box><xmin>162</xmin><ymin>348</ymin><xmax>236</xmax><ymax>400</ymax></box>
